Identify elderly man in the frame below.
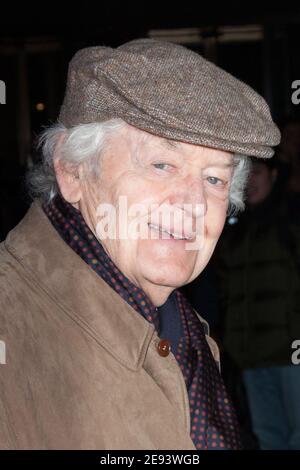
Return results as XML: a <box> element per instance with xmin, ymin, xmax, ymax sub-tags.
<box><xmin>0</xmin><ymin>39</ymin><xmax>280</xmax><ymax>450</ymax></box>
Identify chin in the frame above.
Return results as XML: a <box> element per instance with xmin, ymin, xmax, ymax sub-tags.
<box><xmin>138</xmin><ymin>241</ymin><xmax>199</xmax><ymax>288</ymax></box>
<box><xmin>142</xmin><ymin>261</ymin><xmax>193</xmax><ymax>289</ymax></box>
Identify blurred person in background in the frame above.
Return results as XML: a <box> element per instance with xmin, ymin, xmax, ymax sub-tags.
<box><xmin>277</xmin><ymin>118</ymin><xmax>300</xmax><ymax>194</ymax></box>
<box><xmin>215</xmin><ymin>156</ymin><xmax>300</xmax><ymax>450</ymax></box>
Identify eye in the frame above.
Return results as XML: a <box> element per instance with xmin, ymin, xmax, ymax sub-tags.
<box><xmin>206</xmin><ymin>176</ymin><xmax>224</xmax><ymax>186</ymax></box>
<box><xmin>152</xmin><ymin>163</ymin><xmax>174</xmax><ymax>171</ymax></box>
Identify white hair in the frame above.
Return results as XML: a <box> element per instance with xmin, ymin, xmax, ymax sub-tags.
<box><xmin>27</xmin><ymin>119</ymin><xmax>125</xmax><ymax>202</ymax></box>
<box><xmin>26</xmin><ymin>119</ymin><xmax>251</xmax><ymax>213</ymax></box>
<box><xmin>229</xmin><ymin>154</ymin><xmax>251</xmax><ymax>214</ymax></box>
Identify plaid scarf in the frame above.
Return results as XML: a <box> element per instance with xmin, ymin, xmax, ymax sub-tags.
<box><xmin>43</xmin><ymin>194</ymin><xmax>241</xmax><ymax>450</ymax></box>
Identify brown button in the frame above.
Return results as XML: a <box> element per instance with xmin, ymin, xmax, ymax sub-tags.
<box><xmin>157</xmin><ymin>339</ymin><xmax>171</xmax><ymax>357</ymax></box>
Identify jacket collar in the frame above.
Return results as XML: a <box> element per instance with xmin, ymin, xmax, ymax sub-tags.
<box><xmin>4</xmin><ymin>200</ymin><xmax>156</xmax><ymax>372</ymax></box>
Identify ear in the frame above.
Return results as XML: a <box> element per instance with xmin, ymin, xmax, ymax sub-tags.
<box><xmin>53</xmin><ymin>138</ymin><xmax>82</xmax><ymax>206</ymax></box>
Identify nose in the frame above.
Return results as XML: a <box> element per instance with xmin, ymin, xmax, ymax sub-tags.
<box><xmin>168</xmin><ymin>175</ymin><xmax>207</xmax><ymax>217</ymax></box>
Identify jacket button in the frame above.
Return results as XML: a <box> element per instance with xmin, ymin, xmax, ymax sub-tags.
<box><xmin>157</xmin><ymin>339</ymin><xmax>171</xmax><ymax>357</ymax></box>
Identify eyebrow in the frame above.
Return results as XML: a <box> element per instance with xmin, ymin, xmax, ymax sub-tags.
<box><xmin>207</xmin><ymin>161</ymin><xmax>235</xmax><ymax>168</ymax></box>
<box><xmin>159</xmin><ymin>138</ymin><xmax>234</xmax><ymax>167</ymax></box>
<box><xmin>161</xmin><ymin>138</ymin><xmax>181</xmax><ymax>149</ymax></box>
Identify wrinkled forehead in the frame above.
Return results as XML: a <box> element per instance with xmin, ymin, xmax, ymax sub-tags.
<box><xmin>123</xmin><ymin>123</ymin><xmax>234</xmax><ymax>165</ymax></box>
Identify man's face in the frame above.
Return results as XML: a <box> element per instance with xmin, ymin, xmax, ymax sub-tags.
<box><xmin>77</xmin><ymin>125</ymin><xmax>233</xmax><ymax>305</ymax></box>
<box><xmin>246</xmin><ymin>161</ymin><xmax>276</xmax><ymax>206</ymax></box>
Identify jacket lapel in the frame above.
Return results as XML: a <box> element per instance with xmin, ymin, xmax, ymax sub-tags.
<box><xmin>5</xmin><ymin>201</ymin><xmax>155</xmax><ymax>372</ymax></box>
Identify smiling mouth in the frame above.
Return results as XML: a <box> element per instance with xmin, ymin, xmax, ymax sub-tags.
<box><xmin>148</xmin><ymin>223</ymin><xmax>193</xmax><ymax>240</ymax></box>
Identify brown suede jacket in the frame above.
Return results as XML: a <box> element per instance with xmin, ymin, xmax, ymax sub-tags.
<box><xmin>0</xmin><ymin>201</ymin><xmax>219</xmax><ymax>450</ymax></box>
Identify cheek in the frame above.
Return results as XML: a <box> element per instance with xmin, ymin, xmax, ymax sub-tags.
<box><xmin>205</xmin><ymin>202</ymin><xmax>227</xmax><ymax>240</ymax></box>
<box><xmin>113</xmin><ymin>177</ymin><xmax>165</xmax><ymax>216</ymax></box>
<box><xmin>80</xmin><ymin>181</ymin><xmax>104</xmax><ymax>228</ymax></box>
<box><xmin>191</xmin><ymin>206</ymin><xmax>227</xmax><ymax>278</ymax></box>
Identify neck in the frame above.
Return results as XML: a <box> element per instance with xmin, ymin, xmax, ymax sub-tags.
<box><xmin>135</xmin><ymin>279</ymin><xmax>175</xmax><ymax>307</ymax></box>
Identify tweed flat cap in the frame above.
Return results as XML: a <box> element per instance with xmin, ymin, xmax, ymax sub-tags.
<box><xmin>59</xmin><ymin>38</ymin><xmax>280</xmax><ymax>158</ymax></box>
